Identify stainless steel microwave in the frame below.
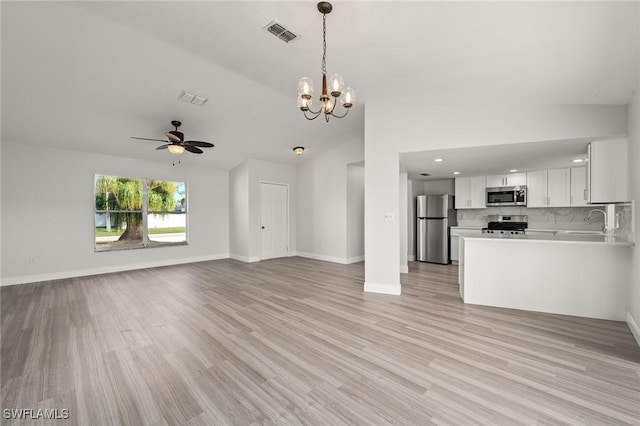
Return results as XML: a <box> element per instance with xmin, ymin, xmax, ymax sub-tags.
<box><xmin>486</xmin><ymin>186</ymin><xmax>527</xmax><ymax>207</ymax></box>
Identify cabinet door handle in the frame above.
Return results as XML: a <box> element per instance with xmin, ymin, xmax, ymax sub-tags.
<box><xmin>583</xmin><ymin>189</ymin><xmax>588</xmax><ymax>201</ymax></box>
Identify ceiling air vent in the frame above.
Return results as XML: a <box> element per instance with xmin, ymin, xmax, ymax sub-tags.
<box><xmin>178</xmin><ymin>90</ymin><xmax>208</xmax><ymax>106</ymax></box>
<box><xmin>264</xmin><ymin>20</ymin><xmax>298</xmax><ymax>43</ymax></box>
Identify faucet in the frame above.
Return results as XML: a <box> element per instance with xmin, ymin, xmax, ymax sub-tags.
<box><xmin>585</xmin><ymin>209</ymin><xmax>607</xmax><ymax>233</ymax></box>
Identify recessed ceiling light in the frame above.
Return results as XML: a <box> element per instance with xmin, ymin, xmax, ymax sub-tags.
<box><xmin>572</xmin><ymin>158</ymin><xmax>584</xmax><ymax>163</ymax></box>
<box><xmin>453</xmin><ymin>171</ymin><xmax>460</xmax><ymax>175</ymax></box>
<box><xmin>509</xmin><ymin>169</ymin><xmax>518</xmax><ymax>173</ymax></box>
<box><xmin>434</xmin><ymin>158</ymin><xmax>443</xmax><ymax>162</ymax></box>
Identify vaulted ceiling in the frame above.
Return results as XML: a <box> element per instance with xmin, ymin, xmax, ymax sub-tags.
<box><xmin>2</xmin><ymin>1</ymin><xmax>638</xmax><ymax>170</ymax></box>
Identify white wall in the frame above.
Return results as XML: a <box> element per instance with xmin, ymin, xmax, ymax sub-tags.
<box><xmin>627</xmin><ymin>91</ymin><xmax>640</xmax><ymax>346</ymax></box>
<box><xmin>399</xmin><ymin>173</ymin><xmax>408</xmax><ymax>273</ymax></box>
<box><xmin>296</xmin><ymin>138</ymin><xmax>364</xmax><ymax>263</ymax></box>
<box><xmin>423</xmin><ymin>179</ymin><xmax>455</xmax><ymax>195</ymax></box>
<box><xmin>364</xmin><ymin>104</ymin><xmax>629</xmax><ymax>295</ymax></box>
<box><xmin>1</xmin><ymin>142</ymin><xmax>229</xmax><ymax>285</ymax></box>
<box><xmin>407</xmin><ymin>179</ymin><xmax>422</xmax><ymax>260</ymax></box>
<box><xmin>229</xmin><ymin>161</ymin><xmax>249</xmax><ymax>260</ymax></box>
<box><xmin>346</xmin><ymin>164</ymin><xmax>364</xmax><ymax>262</ymax></box>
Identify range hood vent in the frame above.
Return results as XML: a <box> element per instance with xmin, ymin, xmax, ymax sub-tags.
<box><xmin>264</xmin><ymin>20</ymin><xmax>298</xmax><ymax>43</ymax></box>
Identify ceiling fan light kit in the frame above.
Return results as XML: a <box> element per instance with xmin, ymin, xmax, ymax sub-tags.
<box><xmin>131</xmin><ymin>120</ymin><xmax>214</xmax><ymax>156</ymax></box>
<box><xmin>297</xmin><ymin>2</ymin><xmax>356</xmax><ymax>122</ymax></box>
<box><xmin>167</xmin><ymin>144</ymin><xmax>186</xmax><ymax>155</ymax></box>
<box><xmin>293</xmin><ymin>146</ymin><xmax>305</xmax><ymax>155</ymax></box>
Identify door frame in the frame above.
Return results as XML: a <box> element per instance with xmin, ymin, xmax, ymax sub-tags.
<box><xmin>260</xmin><ymin>181</ymin><xmax>290</xmax><ymax>260</ymax></box>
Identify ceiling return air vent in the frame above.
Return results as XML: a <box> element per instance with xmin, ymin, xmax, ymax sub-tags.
<box><xmin>264</xmin><ymin>20</ymin><xmax>298</xmax><ymax>43</ymax></box>
<box><xmin>178</xmin><ymin>90</ymin><xmax>208</xmax><ymax>106</ymax></box>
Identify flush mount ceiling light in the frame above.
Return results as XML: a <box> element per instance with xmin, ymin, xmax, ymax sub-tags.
<box><xmin>297</xmin><ymin>2</ymin><xmax>356</xmax><ymax>122</ymax></box>
<box><xmin>434</xmin><ymin>158</ymin><xmax>444</xmax><ymax>162</ymax></box>
<box><xmin>509</xmin><ymin>169</ymin><xmax>518</xmax><ymax>172</ymax></box>
<box><xmin>293</xmin><ymin>146</ymin><xmax>305</xmax><ymax>155</ymax></box>
<box><xmin>572</xmin><ymin>158</ymin><xmax>585</xmax><ymax>163</ymax></box>
<box><xmin>453</xmin><ymin>171</ymin><xmax>460</xmax><ymax>175</ymax></box>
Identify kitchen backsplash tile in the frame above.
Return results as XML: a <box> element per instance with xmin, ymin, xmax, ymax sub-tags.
<box><xmin>613</xmin><ymin>202</ymin><xmax>634</xmax><ymax>241</ymax></box>
<box><xmin>456</xmin><ymin>206</ymin><xmax>606</xmax><ymax>231</ymax></box>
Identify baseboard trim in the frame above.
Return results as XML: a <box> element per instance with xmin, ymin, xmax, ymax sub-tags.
<box><xmin>229</xmin><ymin>254</ymin><xmax>261</xmax><ymax>263</ymax></box>
<box><xmin>627</xmin><ymin>310</ymin><xmax>640</xmax><ymax>348</ymax></box>
<box><xmin>346</xmin><ymin>255</ymin><xmax>365</xmax><ymax>264</ymax></box>
<box><xmin>400</xmin><ymin>265</ymin><xmax>409</xmax><ymax>274</ymax></box>
<box><xmin>296</xmin><ymin>251</ymin><xmax>348</xmax><ymax>264</ymax></box>
<box><xmin>1</xmin><ymin>253</ymin><xmax>230</xmax><ymax>286</ymax></box>
<box><xmin>364</xmin><ymin>281</ymin><xmax>401</xmax><ymax>295</ymax></box>
<box><xmin>408</xmin><ymin>255</ymin><xmax>416</xmax><ymax>262</ymax></box>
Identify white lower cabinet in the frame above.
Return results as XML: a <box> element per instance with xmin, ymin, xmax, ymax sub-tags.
<box><xmin>450</xmin><ymin>228</ymin><xmax>483</xmax><ymax>263</ymax></box>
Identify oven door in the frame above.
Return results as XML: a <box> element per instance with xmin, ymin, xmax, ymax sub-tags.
<box><xmin>486</xmin><ymin>187</ymin><xmax>517</xmax><ymax>206</ymax></box>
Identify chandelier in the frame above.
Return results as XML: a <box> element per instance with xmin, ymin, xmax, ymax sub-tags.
<box><xmin>297</xmin><ymin>2</ymin><xmax>356</xmax><ymax>122</ymax></box>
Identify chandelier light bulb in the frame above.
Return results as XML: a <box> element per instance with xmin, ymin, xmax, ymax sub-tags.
<box><xmin>322</xmin><ymin>97</ymin><xmax>335</xmax><ymax>113</ymax></box>
<box><xmin>298</xmin><ymin>77</ymin><xmax>314</xmax><ymax>99</ymax></box>
<box><xmin>341</xmin><ymin>87</ymin><xmax>356</xmax><ymax>108</ymax></box>
<box><xmin>327</xmin><ymin>74</ymin><xmax>344</xmax><ymax>97</ymax></box>
<box><xmin>298</xmin><ymin>96</ymin><xmax>312</xmax><ymax>111</ymax></box>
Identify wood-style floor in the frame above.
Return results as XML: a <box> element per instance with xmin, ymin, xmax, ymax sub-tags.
<box><xmin>2</xmin><ymin>258</ymin><xmax>639</xmax><ymax>425</ymax></box>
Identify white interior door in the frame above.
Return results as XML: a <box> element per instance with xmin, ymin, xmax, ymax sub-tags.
<box><xmin>261</xmin><ymin>183</ymin><xmax>288</xmax><ymax>260</ymax></box>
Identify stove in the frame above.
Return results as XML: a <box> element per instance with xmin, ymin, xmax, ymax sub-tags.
<box><xmin>482</xmin><ymin>215</ymin><xmax>528</xmax><ymax>235</ymax></box>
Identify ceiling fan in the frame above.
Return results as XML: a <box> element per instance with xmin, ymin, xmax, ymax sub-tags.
<box><xmin>131</xmin><ymin>120</ymin><xmax>214</xmax><ymax>155</ymax></box>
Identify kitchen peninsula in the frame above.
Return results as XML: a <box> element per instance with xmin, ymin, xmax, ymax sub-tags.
<box><xmin>459</xmin><ymin>233</ymin><xmax>632</xmax><ymax>321</ymax></box>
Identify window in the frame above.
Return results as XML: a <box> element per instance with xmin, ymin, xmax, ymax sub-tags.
<box><xmin>94</xmin><ymin>175</ymin><xmax>187</xmax><ymax>251</ymax></box>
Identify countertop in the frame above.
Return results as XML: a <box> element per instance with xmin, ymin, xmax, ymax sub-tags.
<box><xmin>460</xmin><ymin>231</ymin><xmax>633</xmax><ymax>246</ymax></box>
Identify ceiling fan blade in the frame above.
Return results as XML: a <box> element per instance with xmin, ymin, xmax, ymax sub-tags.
<box><xmin>184</xmin><ymin>140</ymin><xmax>214</xmax><ymax>148</ymax></box>
<box><xmin>166</xmin><ymin>131</ymin><xmax>184</xmax><ymax>142</ymax></box>
<box><xmin>132</xmin><ymin>137</ymin><xmax>169</xmax><ymax>142</ymax></box>
<box><xmin>184</xmin><ymin>145</ymin><xmax>204</xmax><ymax>154</ymax></box>
<box><xmin>156</xmin><ymin>145</ymin><xmax>168</xmax><ymax>150</ymax></box>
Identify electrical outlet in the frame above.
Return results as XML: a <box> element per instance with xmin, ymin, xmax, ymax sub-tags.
<box><xmin>29</xmin><ymin>255</ymin><xmax>37</xmax><ymax>264</ymax></box>
<box><xmin>549</xmin><ymin>213</ymin><xmax>556</xmax><ymax>222</ymax></box>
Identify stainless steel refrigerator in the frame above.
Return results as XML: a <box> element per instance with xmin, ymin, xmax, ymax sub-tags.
<box><xmin>416</xmin><ymin>194</ymin><xmax>456</xmax><ymax>264</ymax></box>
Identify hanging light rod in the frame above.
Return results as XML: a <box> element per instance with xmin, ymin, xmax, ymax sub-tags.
<box><xmin>297</xmin><ymin>2</ymin><xmax>356</xmax><ymax>122</ymax></box>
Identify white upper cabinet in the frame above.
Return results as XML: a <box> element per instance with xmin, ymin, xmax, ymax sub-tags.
<box><xmin>526</xmin><ymin>170</ymin><xmax>548</xmax><ymax>207</ymax></box>
<box><xmin>486</xmin><ymin>173</ymin><xmax>527</xmax><ymax>188</ymax></box>
<box><xmin>526</xmin><ymin>169</ymin><xmax>570</xmax><ymax>208</ymax></box>
<box><xmin>455</xmin><ymin>176</ymin><xmax>486</xmax><ymax>209</ymax></box>
<box><xmin>547</xmin><ymin>168</ymin><xmax>571</xmax><ymax>207</ymax></box>
<box><xmin>570</xmin><ymin>166</ymin><xmax>588</xmax><ymax>206</ymax></box>
<box><xmin>587</xmin><ymin>139</ymin><xmax>629</xmax><ymax>203</ymax></box>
